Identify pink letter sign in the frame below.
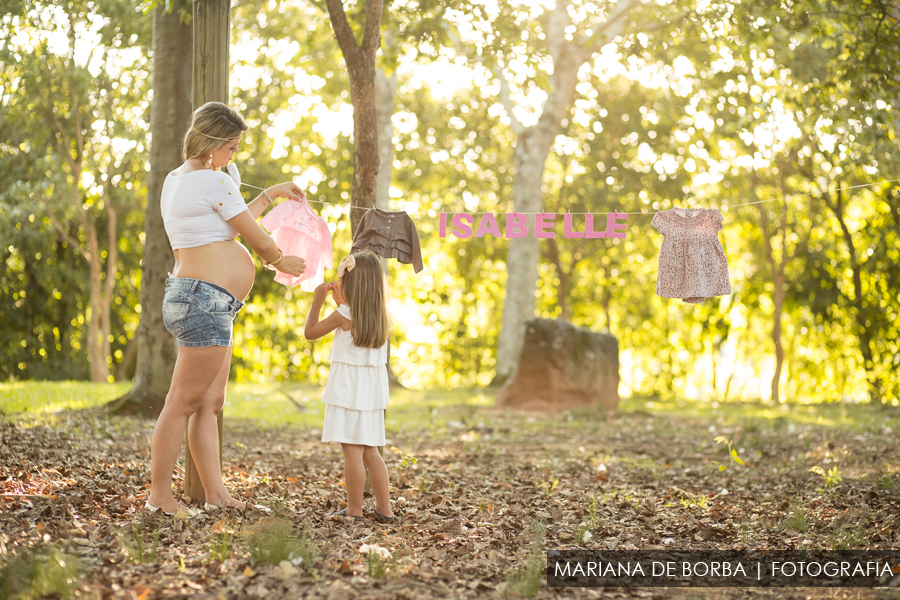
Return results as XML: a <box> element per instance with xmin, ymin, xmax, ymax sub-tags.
<box><xmin>475</xmin><ymin>213</ymin><xmax>502</xmax><ymax>238</ymax></box>
<box><xmin>535</xmin><ymin>213</ymin><xmax>555</xmax><ymax>239</ymax></box>
<box><xmin>505</xmin><ymin>213</ymin><xmax>529</xmax><ymax>238</ymax></box>
<box><xmin>606</xmin><ymin>212</ymin><xmax>629</xmax><ymax>239</ymax></box>
<box><xmin>451</xmin><ymin>213</ymin><xmax>475</xmax><ymax>239</ymax></box>
<box><xmin>564</xmin><ymin>213</ymin><xmax>584</xmax><ymax>239</ymax></box>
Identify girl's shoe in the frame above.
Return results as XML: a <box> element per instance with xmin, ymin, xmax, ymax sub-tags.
<box><xmin>372</xmin><ymin>510</ymin><xmax>397</xmax><ymax>523</ymax></box>
<box><xmin>145</xmin><ymin>501</ymin><xmax>199</xmax><ymax>518</ymax></box>
<box><xmin>329</xmin><ymin>508</ymin><xmax>364</xmax><ymax>522</ymax></box>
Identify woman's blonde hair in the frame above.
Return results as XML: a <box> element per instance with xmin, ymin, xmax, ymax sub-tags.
<box><xmin>341</xmin><ymin>251</ymin><xmax>390</xmax><ymax>349</ymax></box>
<box><xmin>182</xmin><ymin>101</ymin><xmax>248</xmax><ymax>162</ymax></box>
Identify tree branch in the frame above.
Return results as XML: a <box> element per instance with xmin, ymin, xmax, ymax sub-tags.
<box><xmin>582</xmin><ymin>0</ymin><xmax>644</xmax><ymax>54</ymax></box>
<box><xmin>325</xmin><ymin>0</ymin><xmax>361</xmax><ymax>63</ymax></box>
<box><xmin>361</xmin><ymin>0</ymin><xmax>384</xmax><ymax>58</ymax></box>
<box><xmin>46</xmin><ymin>206</ymin><xmax>89</xmax><ymax>261</ymax></box>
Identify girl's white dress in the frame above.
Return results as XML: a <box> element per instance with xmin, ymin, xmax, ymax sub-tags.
<box><xmin>321</xmin><ymin>304</ymin><xmax>390</xmax><ymax>446</ymax></box>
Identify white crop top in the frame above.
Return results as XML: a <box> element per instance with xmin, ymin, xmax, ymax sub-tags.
<box><xmin>328</xmin><ymin>304</ymin><xmax>388</xmax><ymax>367</ymax></box>
<box><xmin>160</xmin><ymin>170</ymin><xmax>249</xmax><ymax>250</ymax></box>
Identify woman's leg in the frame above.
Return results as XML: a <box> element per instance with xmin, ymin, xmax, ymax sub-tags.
<box><xmin>187</xmin><ymin>345</ymin><xmax>239</xmax><ymax>507</ymax></box>
<box><xmin>341</xmin><ymin>444</ymin><xmax>366</xmax><ymax>517</ymax></box>
<box><xmin>149</xmin><ymin>345</ymin><xmax>229</xmax><ymax>513</ymax></box>
<box><xmin>362</xmin><ymin>446</ymin><xmax>392</xmax><ymax>517</ymax></box>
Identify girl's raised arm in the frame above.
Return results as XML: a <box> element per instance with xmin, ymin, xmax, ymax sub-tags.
<box><xmin>304</xmin><ymin>283</ymin><xmax>349</xmax><ymax>340</ymax></box>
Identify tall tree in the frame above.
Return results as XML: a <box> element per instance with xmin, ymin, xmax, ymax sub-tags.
<box><xmin>109</xmin><ymin>0</ymin><xmax>192</xmax><ymax>416</ymax></box>
<box><xmin>449</xmin><ymin>0</ymin><xmax>643</xmax><ymax>384</ymax></box>
<box><xmin>0</xmin><ymin>1</ymin><xmax>150</xmax><ymax>383</ymax></box>
<box><xmin>324</xmin><ymin>0</ymin><xmax>384</xmax><ymax>235</ymax></box>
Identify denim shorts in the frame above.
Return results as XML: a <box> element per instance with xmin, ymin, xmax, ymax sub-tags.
<box><xmin>162</xmin><ymin>277</ymin><xmax>245</xmax><ymax>347</ymax></box>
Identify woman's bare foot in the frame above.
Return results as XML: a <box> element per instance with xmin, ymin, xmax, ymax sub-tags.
<box><xmin>146</xmin><ymin>492</ymin><xmax>184</xmax><ymax>515</ymax></box>
<box><xmin>204</xmin><ymin>495</ymin><xmax>247</xmax><ymax>510</ymax></box>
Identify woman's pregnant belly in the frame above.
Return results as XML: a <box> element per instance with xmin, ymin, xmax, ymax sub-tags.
<box><xmin>172</xmin><ymin>240</ymin><xmax>256</xmax><ymax>300</ymax></box>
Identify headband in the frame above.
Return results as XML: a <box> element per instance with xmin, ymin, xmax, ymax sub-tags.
<box><xmin>192</xmin><ymin>125</ymin><xmax>240</xmax><ymax>142</ymax></box>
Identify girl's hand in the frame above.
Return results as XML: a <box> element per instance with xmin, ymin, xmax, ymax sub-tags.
<box><xmin>266</xmin><ymin>181</ymin><xmax>306</xmax><ymax>201</ymax></box>
<box><xmin>277</xmin><ymin>255</ymin><xmax>306</xmax><ymax>277</ymax></box>
<box><xmin>312</xmin><ymin>282</ymin><xmax>329</xmax><ymax>303</ymax></box>
<box><xmin>331</xmin><ymin>282</ymin><xmax>345</xmax><ymax>306</ymax></box>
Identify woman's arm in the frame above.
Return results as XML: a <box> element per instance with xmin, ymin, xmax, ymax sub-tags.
<box><xmin>246</xmin><ymin>182</ymin><xmax>307</xmax><ymax>220</ymax></box>
<box><xmin>246</xmin><ymin>192</ymin><xmax>273</xmax><ymax>220</ymax></box>
<box><xmin>305</xmin><ymin>283</ymin><xmax>349</xmax><ymax>340</ymax></box>
<box><xmin>228</xmin><ymin>211</ymin><xmax>306</xmax><ymax>276</ymax></box>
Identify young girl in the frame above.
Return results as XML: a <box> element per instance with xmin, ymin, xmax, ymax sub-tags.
<box><xmin>304</xmin><ymin>251</ymin><xmax>396</xmax><ymax>523</ymax></box>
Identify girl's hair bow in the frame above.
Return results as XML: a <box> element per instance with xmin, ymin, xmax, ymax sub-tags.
<box><xmin>338</xmin><ymin>254</ymin><xmax>356</xmax><ymax>277</ymax></box>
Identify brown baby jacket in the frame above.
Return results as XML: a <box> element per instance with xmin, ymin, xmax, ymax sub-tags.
<box><xmin>351</xmin><ymin>208</ymin><xmax>424</xmax><ymax>273</ymax></box>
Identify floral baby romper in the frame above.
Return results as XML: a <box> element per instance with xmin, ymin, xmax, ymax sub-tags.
<box><xmin>651</xmin><ymin>208</ymin><xmax>732</xmax><ymax>303</ymax></box>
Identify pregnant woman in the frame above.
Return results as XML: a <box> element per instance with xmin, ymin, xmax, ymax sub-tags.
<box><xmin>147</xmin><ymin>101</ymin><xmax>306</xmax><ymax>514</ymax></box>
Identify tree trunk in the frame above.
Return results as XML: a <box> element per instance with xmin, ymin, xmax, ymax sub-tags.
<box><xmin>492</xmin><ymin>43</ymin><xmax>582</xmax><ymax>384</ymax></box>
<box><xmin>325</xmin><ymin>0</ymin><xmax>384</xmax><ymax>235</ymax></box>
<box><xmin>490</xmin><ymin>0</ymin><xmax>636</xmax><ymax>383</ymax></box>
<box><xmin>85</xmin><ymin>218</ymin><xmax>109</xmax><ymax>382</ymax></box>
<box><xmin>825</xmin><ymin>189</ymin><xmax>884</xmax><ymax>403</ymax></box>
<box><xmin>101</xmin><ymin>206</ymin><xmax>118</xmax><ymax>379</ymax></box>
<box><xmin>375</xmin><ymin>65</ymin><xmax>404</xmax><ymax>389</ymax></box>
<box><xmin>770</xmin><ymin>271</ymin><xmax>785</xmax><ymax>403</ymax></box>
<box><xmin>493</xmin><ymin>134</ymin><xmax>546</xmax><ymax>385</ymax></box>
<box><xmin>374</xmin><ymin>67</ymin><xmax>396</xmax><ymax>212</ymax></box>
<box><xmin>108</xmin><ymin>0</ymin><xmax>191</xmax><ymax>417</ymax></box>
<box><xmin>181</xmin><ymin>0</ymin><xmax>231</xmax><ymax>506</ymax></box>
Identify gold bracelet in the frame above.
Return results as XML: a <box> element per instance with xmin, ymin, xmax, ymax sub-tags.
<box><xmin>263</xmin><ymin>249</ymin><xmax>283</xmax><ymax>270</ymax></box>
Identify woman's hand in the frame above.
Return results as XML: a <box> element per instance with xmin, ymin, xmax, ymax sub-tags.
<box><xmin>331</xmin><ymin>282</ymin><xmax>345</xmax><ymax>306</ymax></box>
<box><xmin>266</xmin><ymin>181</ymin><xmax>306</xmax><ymax>202</ymax></box>
<box><xmin>277</xmin><ymin>255</ymin><xmax>306</xmax><ymax>277</ymax></box>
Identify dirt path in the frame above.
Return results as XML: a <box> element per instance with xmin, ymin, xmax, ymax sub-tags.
<box><xmin>1</xmin><ymin>404</ymin><xmax>899</xmax><ymax>599</ymax></box>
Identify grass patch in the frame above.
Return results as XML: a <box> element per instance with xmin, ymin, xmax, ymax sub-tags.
<box><xmin>206</xmin><ymin>532</ymin><xmax>232</xmax><ymax>563</ymax></box>
<box><xmin>0</xmin><ymin>382</ymin><xmax>495</xmax><ymax>436</ymax></box>
<box><xmin>0</xmin><ymin>381</ymin><xmax>129</xmax><ymax>415</ymax></box>
<box><xmin>0</xmin><ymin>544</ymin><xmax>82</xmax><ymax>599</ymax></box>
<box><xmin>246</xmin><ymin>518</ymin><xmax>317</xmax><ymax>567</ymax></box>
<box><xmin>228</xmin><ymin>384</ymin><xmax>494</xmax><ymax>434</ymax></box>
<box><xmin>619</xmin><ymin>396</ymin><xmax>900</xmax><ymax>434</ymax></box>
<box><xmin>828</xmin><ymin>516</ymin><xmax>870</xmax><ymax>551</ymax></box>
<box><xmin>780</xmin><ymin>505</ymin><xmax>809</xmax><ymax>533</ymax></box>
<box><xmin>507</xmin><ymin>520</ymin><xmax>546</xmax><ymax>597</ymax></box>
<box><xmin>118</xmin><ymin>523</ymin><xmax>158</xmax><ymax>565</ymax></box>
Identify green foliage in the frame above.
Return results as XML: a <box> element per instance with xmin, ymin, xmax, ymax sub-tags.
<box><xmin>809</xmin><ymin>466</ymin><xmax>843</xmax><ymax>492</ymax></box>
<box><xmin>206</xmin><ymin>532</ymin><xmax>232</xmax><ymax>563</ymax></box>
<box><xmin>780</xmin><ymin>505</ymin><xmax>810</xmax><ymax>533</ymax></box>
<box><xmin>118</xmin><ymin>523</ymin><xmax>158</xmax><ymax>565</ymax></box>
<box><xmin>507</xmin><ymin>520</ymin><xmax>546</xmax><ymax>597</ymax></box>
<box><xmin>713</xmin><ymin>436</ymin><xmax>745</xmax><ymax>473</ymax></box>
<box><xmin>4</xmin><ymin>0</ymin><xmax>900</xmax><ymax>403</ymax></box>
<box><xmin>0</xmin><ymin>544</ymin><xmax>82</xmax><ymax>600</ymax></box>
<box><xmin>827</xmin><ymin>514</ymin><xmax>870</xmax><ymax>552</ymax></box>
<box><xmin>246</xmin><ymin>518</ymin><xmax>317</xmax><ymax>567</ymax></box>
<box><xmin>364</xmin><ymin>546</ymin><xmax>392</xmax><ymax>579</ymax></box>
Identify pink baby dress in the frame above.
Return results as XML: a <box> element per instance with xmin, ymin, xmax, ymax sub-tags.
<box><xmin>651</xmin><ymin>207</ymin><xmax>731</xmax><ymax>303</ymax></box>
<box><xmin>259</xmin><ymin>200</ymin><xmax>333</xmax><ymax>291</ymax></box>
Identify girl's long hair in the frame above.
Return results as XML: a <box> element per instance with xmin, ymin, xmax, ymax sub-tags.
<box><xmin>340</xmin><ymin>251</ymin><xmax>390</xmax><ymax>349</ymax></box>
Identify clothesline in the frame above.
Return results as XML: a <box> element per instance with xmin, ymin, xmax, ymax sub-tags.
<box><xmin>239</xmin><ymin>177</ymin><xmax>900</xmax><ymax>217</ymax></box>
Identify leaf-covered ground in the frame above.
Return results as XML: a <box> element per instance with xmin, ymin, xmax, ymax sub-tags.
<box><xmin>2</xmin><ymin>392</ymin><xmax>900</xmax><ymax>599</ymax></box>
